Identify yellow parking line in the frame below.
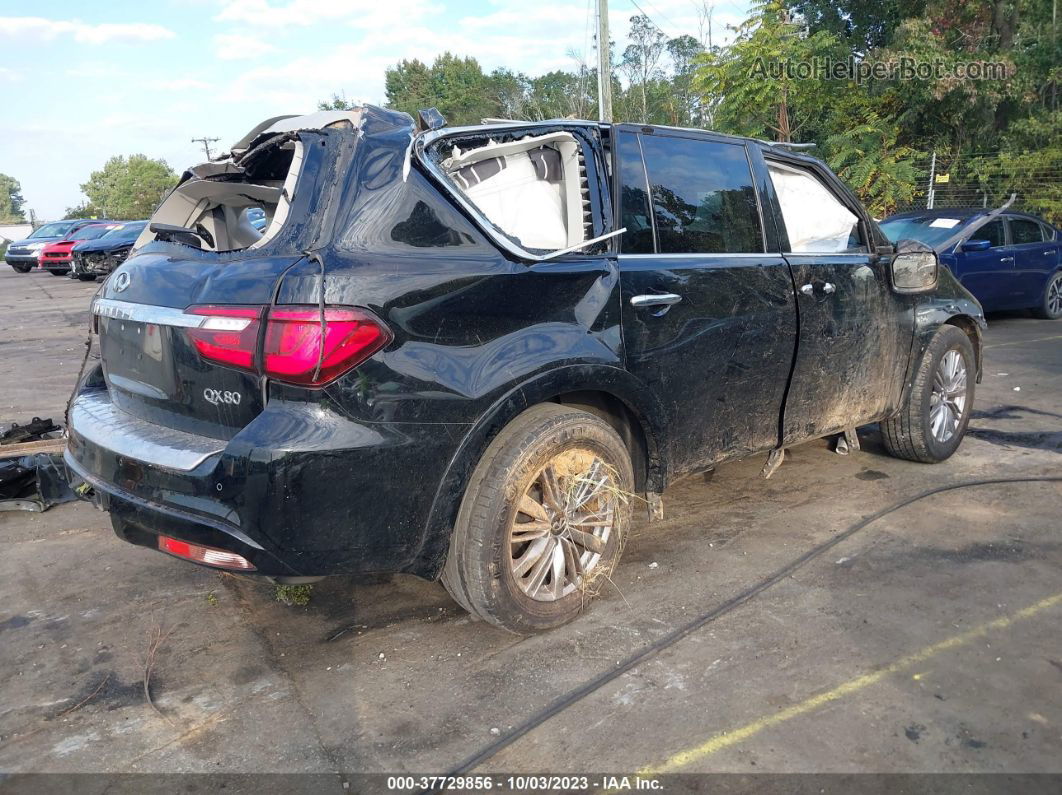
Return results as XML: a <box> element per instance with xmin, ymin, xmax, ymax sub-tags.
<box><xmin>639</xmin><ymin>591</ymin><xmax>1062</xmax><ymax>775</ymax></box>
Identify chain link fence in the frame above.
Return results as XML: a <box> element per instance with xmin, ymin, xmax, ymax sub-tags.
<box><xmin>891</xmin><ymin>151</ymin><xmax>1062</xmax><ymax>224</ymax></box>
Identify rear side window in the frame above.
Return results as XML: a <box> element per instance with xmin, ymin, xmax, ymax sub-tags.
<box><xmin>768</xmin><ymin>162</ymin><xmax>862</xmax><ymax>253</ymax></box>
<box><xmin>973</xmin><ymin>218</ymin><xmax>1005</xmax><ymax>247</ymax></box>
<box><xmin>639</xmin><ymin>135</ymin><xmax>763</xmax><ymax>254</ymax></box>
<box><xmin>1010</xmin><ymin>217</ymin><xmax>1044</xmax><ymax>244</ymax></box>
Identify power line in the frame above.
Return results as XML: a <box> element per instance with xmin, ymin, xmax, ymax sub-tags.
<box><xmin>628</xmin><ymin>0</ymin><xmax>679</xmax><ymax>38</ymax></box>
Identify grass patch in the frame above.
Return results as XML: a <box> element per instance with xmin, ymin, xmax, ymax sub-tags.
<box><xmin>274</xmin><ymin>583</ymin><xmax>313</xmax><ymax>606</ymax></box>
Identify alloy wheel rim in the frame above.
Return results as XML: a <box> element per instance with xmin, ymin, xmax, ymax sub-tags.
<box><xmin>508</xmin><ymin>448</ymin><xmax>616</xmax><ymax>602</ymax></box>
<box><xmin>1048</xmin><ymin>274</ymin><xmax>1062</xmax><ymax>316</ymax></box>
<box><xmin>929</xmin><ymin>349</ymin><xmax>967</xmax><ymax>443</ymax></box>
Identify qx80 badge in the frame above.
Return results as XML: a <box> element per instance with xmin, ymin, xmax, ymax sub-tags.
<box><xmin>204</xmin><ymin>388</ymin><xmax>242</xmax><ymax>406</ymax></box>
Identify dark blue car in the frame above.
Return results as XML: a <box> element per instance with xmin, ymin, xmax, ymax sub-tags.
<box><xmin>880</xmin><ymin>208</ymin><xmax>1062</xmax><ymax>318</ymax></box>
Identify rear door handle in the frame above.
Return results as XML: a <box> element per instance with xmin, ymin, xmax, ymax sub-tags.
<box><xmin>630</xmin><ymin>293</ymin><xmax>682</xmax><ymax>308</ymax></box>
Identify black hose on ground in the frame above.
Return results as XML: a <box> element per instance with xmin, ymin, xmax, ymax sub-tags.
<box><xmin>437</xmin><ymin>475</ymin><xmax>1062</xmax><ymax>781</ymax></box>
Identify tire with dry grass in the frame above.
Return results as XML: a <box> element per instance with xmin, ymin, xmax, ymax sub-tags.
<box><xmin>441</xmin><ymin>403</ymin><xmax>634</xmax><ymax>633</ymax></box>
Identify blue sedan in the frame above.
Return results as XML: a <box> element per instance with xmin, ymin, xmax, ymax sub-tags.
<box><xmin>880</xmin><ymin>208</ymin><xmax>1062</xmax><ymax>319</ymax></box>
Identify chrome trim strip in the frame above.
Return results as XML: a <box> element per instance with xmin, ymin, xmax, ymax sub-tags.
<box><xmin>69</xmin><ymin>391</ymin><xmax>226</xmax><ymax>472</ymax></box>
<box><xmin>93</xmin><ymin>298</ymin><xmax>207</xmax><ymax>329</ymax></box>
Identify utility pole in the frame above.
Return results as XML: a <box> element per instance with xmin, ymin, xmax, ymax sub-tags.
<box><xmin>191</xmin><ymin>136</ymin><xmax>220</xmax><ymax>161</ymax></box>
<box><xmin>597</xmin><ymin>0</ymin><xmax>613</xmax><ymax>122</ymax></box>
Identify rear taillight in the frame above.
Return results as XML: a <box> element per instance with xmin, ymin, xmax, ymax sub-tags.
<box><xmin>186</xmin><ymin>306</ymin><xmax>262</xmax><ymax>370</ymax></box>
<box><xmin>158</xmin><ymin>535</ymin><xmax>256</xmax><ymax>571</ymax></box>
<box><xmin>185</xmin><ymin>305</ymin><xmax>390</xmax><ymax>387</ymax></box>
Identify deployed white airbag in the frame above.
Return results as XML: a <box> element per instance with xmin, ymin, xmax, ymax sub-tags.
<box><xmin>768</xmin><ymin>162</ymin><xmax>860</xmax><ymax>253</ymax></box>
<box><xmin>445</xmin><ymin>132</ymin><xmax>589</xmax><ymax>251</ymax></box>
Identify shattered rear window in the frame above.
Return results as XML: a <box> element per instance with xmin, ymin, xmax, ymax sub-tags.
<box><xmin>137</xmin><ymin>136</ymin><xmax>305</xmax><ymax>253</ymax></box>
<box><xmin>430</xmin><ymin>130</ymin><xmax>594</xmax><ymax>253</ymax></box>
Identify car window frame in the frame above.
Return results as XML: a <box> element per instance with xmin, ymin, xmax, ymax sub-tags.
<box><xmin>1006</xmin><ymin>215</ymin><xmax>1046</xmax><ymax>246</ymax></box>
<box><xmin>970</xmin><ymin>216</ymin><xmax>1008</xmax><ymax>248</ymax></box>
<box><xmin>612</xmin><ymin>124</ymin><xmax>769</xmax><ymax>257</ymax></box>
<box><xmin>761</xmin><ymin>153</ymin><xmax>871</xmax><ymax>256</ymax></box>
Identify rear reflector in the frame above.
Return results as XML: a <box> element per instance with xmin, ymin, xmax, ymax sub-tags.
<box><xmin>157</xmin><ymin>535</ymin><xmax>256</xmax><ymax>571</ymax></box>
<box><xmin>184</xmin><ymin>304</ymin><xmax>390</xmax><ymax>387</ymax></box>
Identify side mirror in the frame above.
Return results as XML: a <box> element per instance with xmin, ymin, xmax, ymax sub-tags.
<box><xmin>961</xmin><ymin>238</ymin><xmax>991</xmax><ymax>252</ymax></box>
<box><xmin>892</xmin><ymin>239</ymin><xmax>939</xmax><ymax>293</ymax></box>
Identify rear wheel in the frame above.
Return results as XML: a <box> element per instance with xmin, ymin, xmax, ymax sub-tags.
<box><xmin>882</xmin><ymin>325</ymin><xmax>975</xmax><ymax>463</ymax></box>
<box><xmin>1033</xmin><ymin>271</ymin><xmax>1062</xmax><ymax>319</ymax></box>
<box><xmin>441</xmin><ymin>403</ymin><xmax>634</xmax><ymax>633</ymax></box>
<box><xmin>9</xmin><ymin>263</ymin><xmax>31</xmax><ymax>273</ymax></box>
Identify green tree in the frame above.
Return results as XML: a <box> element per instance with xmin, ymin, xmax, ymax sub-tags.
<box><xmin>665</xmin><ymin>35</ymin><xmax>706</xmax><ymax>126</ymax></box>
<box><xmin>622</xmin><ymin>15</ymin><xmax>668</xmax><ymax>123</ymax></box>
<box><xmin>385</xmin><ymin>54</ymin><xmax>493</xmax><ymax>126</ymax></box>
<box><xmin>826</xmin><ymin>112</ymin><xmax>919</xmax><ymax>216</ymax></box>
<box><xmin>695</xmin><ymin>0</ymin><xmax>841</xmax><ymax>141</ymax></box>
<box><xmin>79</xmin><ymin>155</ymin><xmax>178</xmax><ymax>219</ymax></box>
<box><xmin>0</xmin><ymin>173</ymin><xmax>26</xmax><ymax>223</ymax></box>
<box><xmin>63</xmin><ymin>201</ymin><xmax>102</xmax><ymax>219</ymax></box>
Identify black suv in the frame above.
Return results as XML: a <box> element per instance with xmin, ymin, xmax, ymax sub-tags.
<box><xmin>66</xmin><ymin>107</ymin><xmax>985</xmax><ymax>633</ymax></box>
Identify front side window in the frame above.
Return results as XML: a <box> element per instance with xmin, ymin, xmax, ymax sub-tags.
<box><xmin>768</xmin><ymin>162</ymin><xmax>862</xmax><ymax>253</ymax></box>
<box><xmin>639</xmin><ymin>135</ymin><xmax>763</xmax><ymax>254</ymax></box>
<box><xmin>973</xmin><ymin>218</ymin><xmax>1005</xmax><ymax>247</ymax></box>
<box><xmin>1009</xmin><ymin>217</ymin><xmax>1044</xmax><ymax>245</ymax></box>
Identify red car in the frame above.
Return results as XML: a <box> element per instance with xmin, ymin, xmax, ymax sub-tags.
<box><xmin>38</xmin><ymin>223</ymin><xmax>122</xmax><ymax>275</ymax></box>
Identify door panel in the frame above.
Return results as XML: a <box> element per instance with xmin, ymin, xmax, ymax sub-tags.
<box><xmin>762</xmin><ymin>158</ymin><xmax>914</xmax><ymax>443</ymax></box>
<box><xmin>615</xmin><ymin>128</ymin><xmax>796</xmax><ymax>475</ymax></box>
<box><xmin>782</xmin><ymin>254</ymin><xmax>913</xmax><ymax>443</ymax></box>
<box><xmin>1008</xmin><ymin>217</ymin><xmax>1057</xmax><ymax>304</ymax></box>
<box><xmin>620</xmin><ymin>255</ymin><xmax>797</xmax><ymax>472</ymax></box>
<box><xmin>954</xmin><ymin>217</ymin><xmax>1019</xmax><ymax>310</ymax></box>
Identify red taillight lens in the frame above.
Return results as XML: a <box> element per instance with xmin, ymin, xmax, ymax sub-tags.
<box><xmin>263</xmin><ymin>307</ymin><xmax>389</xmax><ymax>386</ymax></box>
<box><xmin>157</xmin><ymin>535</ymin><xmax>256</xmax><ymax>570</ymax></box>
<box><xmin>185</xmin><ymin>305</ymin><xmax>389</xmax><ymax>386</ymax></box>
<box><xmin>186</xmin><ymin>306</ymin><xmax>262</xmax><ymax>371</ymax></box>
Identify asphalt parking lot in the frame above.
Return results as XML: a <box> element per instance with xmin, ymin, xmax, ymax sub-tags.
<box><xmin>0</xmin><ymin>267</ymin><xmax>1059</xmax><ymax>784</ymax></box>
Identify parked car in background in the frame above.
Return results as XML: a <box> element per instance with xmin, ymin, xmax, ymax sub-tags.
<box><xmin>67</xmin><ymin>107</ymin><xmax>985</xmax><ymax>633</ymax></box>
<box><xmin>880</xmin><ymin>208</ymin><xmax>1062</xmax><ymax>319</ymax></box>
<box><xmin>38</xmin><ymin>223</ymin><xmax>125</xmax><ymax>276</ymax></box>
<box><xmin>70</xmin><ymin>221</ymin><xmax>148</xmax><ymax>281</ymax></box>
<box><xmin>5</xmin><ymin>219</ymin><xmax>105</xmax><ymax>273</ymax></box>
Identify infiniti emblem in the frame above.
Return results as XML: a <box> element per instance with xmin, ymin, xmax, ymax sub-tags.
<box><xmin>113</xmin><ymin>271</ymin><xmax>131</xmax><ymax>292</ymax></box>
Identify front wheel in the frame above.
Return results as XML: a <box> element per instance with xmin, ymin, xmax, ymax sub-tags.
<box><xmin>881</xmin><ymin>325</ymin><xmax>975</xmax><ymax>463</ymax></box>
<box><xmin>48</xmin><ymin>269</ymin><xmax>69</xmax><ymax>277</ymax></box>
<box><xmin>1033</xmin><ymin>271</ymin><xmax>1062</xmax><ymax>319</ymax></box>
<box><xmin>9</xmin><ymin>263</ymin><xmax>32</xmax><ymax>273</ymax></box>
<box><xmin>441</xmin><ymin>403</ymin><xmax>634</xmax><ymax>633</ymax></box>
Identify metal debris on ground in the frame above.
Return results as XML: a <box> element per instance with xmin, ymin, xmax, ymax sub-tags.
<box><xmin>0</xmin><ymin>418</ymin><xmax>75</xmax><ymax>512</ymax></box>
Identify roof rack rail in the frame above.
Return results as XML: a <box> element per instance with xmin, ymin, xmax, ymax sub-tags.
<box><xmin>761</xmin><ymin>140</ymin><xmax>817</xmax><ymax>150</ymax></box>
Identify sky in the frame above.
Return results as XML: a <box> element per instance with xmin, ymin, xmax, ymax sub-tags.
<box><xmin>0</xmin><ymin>0</ymin><xmax>748</xmax><ymax>220</ymax></box>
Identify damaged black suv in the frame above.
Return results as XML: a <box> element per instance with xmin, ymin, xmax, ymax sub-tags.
<box><xmin>66</xmin><ymin>107</ymin><xmax>985</xmax><ymax>633</ymax></box>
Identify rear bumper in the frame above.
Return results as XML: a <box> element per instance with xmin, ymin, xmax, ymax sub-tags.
<box><xmin>66</xmin><ymin>385</ymin><xmax>467</xmax><ymax>578</ymax></box>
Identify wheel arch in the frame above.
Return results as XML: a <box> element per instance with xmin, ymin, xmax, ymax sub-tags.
<box><xmin>942</xmin><ymin>314</ymin><xmax>983</xmax><ymax>381</ymax></box>
<box><xmin>410</xmin><ymin>365</ymin><xmax>667</xmax><ymax>579</ymax></box>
